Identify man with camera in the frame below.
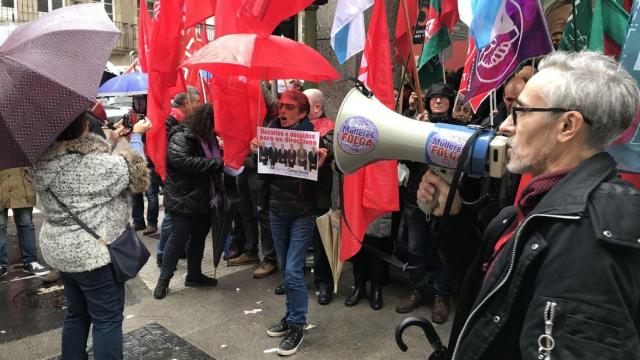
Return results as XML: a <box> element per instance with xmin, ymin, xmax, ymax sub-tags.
<box><xmin>418</xmin><ymin>51</ymin><xmax>640</xmax><ymax>359</ymax></box>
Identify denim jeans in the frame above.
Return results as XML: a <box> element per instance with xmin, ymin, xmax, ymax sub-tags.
<box><xmin>270</xmin><ymin>211</ymin><xmax>315</xmax><ymax>326</ymax></box>
<box><xmin>131</xmin><ymin>169</ymin><xmax>160</xmax><ymax>227</ymax></box>
<box><xmin>60</xmin><ymin>265</ymin><xmax>125</xmax><ymax>360</ymax></box>
<box><xmin>404</xmin><ymin>203</ymin><xmax>450</xmax><ymax>296</ymax></box>
<box><xmin>156</xmin><ymin>212</ymin><xmax>172</xmax><ymax>255</ymax></box>
<box><xmin>160</xmin><ymin>213</ymin><xmax>211</xmax><ymax>279</ymax></box>
<box><xmin>236</xmin><ymin>168</ymin><xmax>276</xmax><ymax>263</ymax></box>
<box><xmin>0</xmin><ymin>207</ymin><xmax>37</xmax><ymax>265</ymax></box>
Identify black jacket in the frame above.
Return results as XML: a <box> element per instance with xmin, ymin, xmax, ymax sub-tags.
<box><xmin>164</xmin><ymin>125</ymin><xmax>223</xmax><ymax>216</ymax></box>
<box><xmin>261</xmin><ymin>117</ymin><xmax>318</xmax><ymax>217</ymax></box>
<box><xmin>436</xmin><ymin>152</ymin><xmax>640</xmax><ymax>360</ymax></box>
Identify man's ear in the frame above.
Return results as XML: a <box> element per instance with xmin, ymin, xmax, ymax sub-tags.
<box><xmin>557</xmin><ymin>111</ymin><xmax>587</xmax><ymax>144</ymax></box>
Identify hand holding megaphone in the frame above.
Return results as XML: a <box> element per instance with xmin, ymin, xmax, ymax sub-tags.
<box><xmin>417</xmin><ymin>169</ymin><xmax>462</xmax><ymax>217</ymax></box>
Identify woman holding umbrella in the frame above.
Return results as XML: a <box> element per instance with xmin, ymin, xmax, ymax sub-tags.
<box><xmin>153</xmin><ymin>103</ymin><xmax>223</xmax><ymax>299</ymax></box>
<box><xmin>250</xmin><ymin>90</ymin><xmax>328</xmax><ymax>356</ymax></box>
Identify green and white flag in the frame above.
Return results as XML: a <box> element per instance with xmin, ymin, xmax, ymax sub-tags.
<box><xmin>559</xmin><ymin>0</ymin><xmax>592</xmax><ymax>51</ymax></box>
<box><xmin>418</xmin><ymin>0</ymin><xmax>450</xmax><ymax>87</ymax></box>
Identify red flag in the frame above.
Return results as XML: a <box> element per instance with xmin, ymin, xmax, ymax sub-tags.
<box><xmin>210</xmin><ymin>76</ymin><xmax>266</xmax><ymax>169</ymax></box>
<box><xmin>458</xmin><ymin>36</ymin><xmax>489</xmax><ymax>111</ymax></box>
<box><xmin>184</xmin><ymin>0</ymin><xmax>216</xmax><ymax>29</ymax></box>
<box><xmin>394</xmin><ymin>0</ymin><xmax>418</xmax><ymax>64</ymax></box>
<box><xmin>341</xmin><ymin>0</ymin><xmax>399</xmax><ymax>261</ymax></box>
<box><xmin>146</xmin><ymin>0</ymin><xmax>186</xmax><ymax>180</ymax></box>
<box><xmin>137</xmin><ymin>0</ymin><xmax>152</xmax><ymax>72</ymax></box>
<box><xmin>440</xmin><ymin>0</ymin><xmax>459</xmax><ymax>29</ymax></box>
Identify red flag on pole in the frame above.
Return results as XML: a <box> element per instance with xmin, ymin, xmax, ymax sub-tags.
<box><xmin>341</xmin><ymin>0</ymin><xmax>400</xmax><ymax>261</ymax></box>
<box><xmin>394</xmin><ymin>0</ymin><xmax>418</xmax><ymax>64</ymax></box>
<box><xmin>440</xmin><ymin>0</ymin><xmax>459</xmax><ymax>29</ymax></box>
<box><xmin>146</xmin><ymin>0</ymin><xmax>186</xmax><ymax>180</ymax></box>
<box><xmin>184</xmin><ymin>0</ymin><xmax>216</xmax><ymax>29</ymax></box>
<box><xmin>137</xmin><ymin>0</ymin><xmax>152</xmax><ymax>72</ymax></box>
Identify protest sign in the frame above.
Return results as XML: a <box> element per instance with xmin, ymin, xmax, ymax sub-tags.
<box><xmin>257</xmin><ymin>127</ymin><xmax>320</xmax><ymax>181</ymax></box>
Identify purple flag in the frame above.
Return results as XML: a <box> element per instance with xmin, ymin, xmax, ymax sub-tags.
<box><xmin>465</xmin><ymin>0</ymin><xmax>553</xmax><ymax>100</ymax></box>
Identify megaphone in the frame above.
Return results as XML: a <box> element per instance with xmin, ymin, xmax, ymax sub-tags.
<box><xmin>334</xmin><ymin>87</ymin><xmax>508</xmax><ymax>212</ymax></box>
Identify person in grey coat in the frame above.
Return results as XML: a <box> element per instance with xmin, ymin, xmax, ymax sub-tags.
<box><xmin>33</xmin><ymin>112</ymin><xmax>151</xmax><ymax>360</ymax></box>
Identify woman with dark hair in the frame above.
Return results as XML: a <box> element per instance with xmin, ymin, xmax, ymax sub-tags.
<box><xmin>153</xmin><ymin>103</ymin><xmax>223</xmax><ymax>299</ymax></box>
<box><xmin>250</xmin><ymin>90</ymin><xmax>328</xmax><ymax>356</ymax></box>
<box><xmin>33</xmin><ymin>110</ymin><xmax>151</xmax><ymax>359</ymax></box>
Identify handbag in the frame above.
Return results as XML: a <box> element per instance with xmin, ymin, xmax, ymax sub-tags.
<box><xmin>47</xmin><ymin>189</ymin><xmax>150</xmax><ymax>282</ymax></box>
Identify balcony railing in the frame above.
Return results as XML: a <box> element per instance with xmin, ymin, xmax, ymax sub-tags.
<box><xmin>114</xmin><ymin>21</ymin><xmax>137</xmax><ymax>52</ymax></box>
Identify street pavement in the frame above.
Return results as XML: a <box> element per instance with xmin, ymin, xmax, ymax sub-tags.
<box><xmin>0</xmin><ymin>210</ymin><xmax>454</xmax><ymax>360</ymax></box>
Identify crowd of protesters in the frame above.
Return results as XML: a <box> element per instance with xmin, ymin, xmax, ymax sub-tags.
<box><xmin>3</xmin><ymin>51</ymin><xmax>640</xmax><ymax>359</ymax></box>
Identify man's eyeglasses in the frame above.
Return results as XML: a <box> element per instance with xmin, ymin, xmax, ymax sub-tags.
<box><xmin>278</xmin><ymin>103</ymin><xmax>297</xmax><ymax>111</ymax></box>
<box><xmin>510</xmin><ymin>106</ymin><xmax>592</xmax><ymax>126</ymax></box>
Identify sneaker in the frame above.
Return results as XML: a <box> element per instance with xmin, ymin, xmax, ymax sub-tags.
<box><xmin>23</xmin><ymin>262</ymin><xmax>50</xmax><ymax>276</ymax></box>
<box><xmin>0</xmin><ymin>265</ymin><xmax>7</xmax><ymax>279</ymax></box>
<box><xmin>222</xmin><ymin>248</ymin><xmax>241</xmax><ymax>261</ymax></box>
<box><xmin>431</xmin><ymin>295</ymin><xmax>450</xmax><ymax>324</ymax></box>
<box><xmin>185</xmin><ymin>273</ymin><xmax>218</xmax><ymax>287</ymax></box>
<box><xmin>274</xmin><ymin>283</ymin><xmax>285</xmax><ymax>295</ymax></box>
<box><xmin>395</xmin><ymin>289</ymin><xmax>423</xmax><ymax>313</ymax></box>
<box><xmin>142</xmin><ymin>224</ymin><xmax>158</xmax><ymax>236</ymax></box>
<box><xmin>267</xmin><ymin>316</ymin><xmax>289</xmax><ymax>337</ymax></box>
<box><xmin>277</xmin><ymin>324</ymin><xmax>304</xmax><ymax>356</ymax></box>
<box><xmin>253</xmin><ymin>261</ymin><xmax>277</xmax><ymax>278</ymax></box>
<box><xmin>228</xmin><ymin>253</ymin><xmax>259</xmax><ymax>266</ymax></box>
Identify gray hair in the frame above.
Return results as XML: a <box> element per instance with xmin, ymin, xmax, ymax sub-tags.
<box><xmin>171</xmin><ymin>85</ymin><xmax>201</xmax><ymax>107</ymax></box>
<box><xmin>537</xmin><ymin>51</ymin><xmax>640</xmax><ymax>150</ymax></box>
<box><xmin>303</xmin><ymin>88</ymin><xmax>325</xmax><ymax>110</ymax></box>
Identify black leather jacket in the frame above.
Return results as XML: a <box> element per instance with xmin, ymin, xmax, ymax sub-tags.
<box><xmin>437</xmin><ymin>152</ymin><xmax>640</xmax><ymax>360</ymax></box>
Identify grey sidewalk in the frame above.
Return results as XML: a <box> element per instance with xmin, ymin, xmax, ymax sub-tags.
<box><xmin>0</xmin><ymin>211</ymin><xmax>453</xmax><ymax>360</ymax></box>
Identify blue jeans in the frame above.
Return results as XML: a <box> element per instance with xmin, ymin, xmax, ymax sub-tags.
<box><xmin>131</xmin><ymin>168</ymin><xmax>160</xmax><ymax>227</ymax></box>
<box><xmin>270</xmin><ymin>211</ymin><xmax>315</xmax><ymax>326</ymax></box>
<box><xmin>0</xmin><ymin>207</ymin><xmax>37</xmax><ymax>265</ymax></box>
<box><xmin>156</xmin><ymin>212</ymin><xmax>172</xmax><ymax>256</ymax></box>
<box><xmin>405</xmin><ymin>203</ymin><xmax>450</xmax><ymax>296</ymax></box>
<box><xmin>60</xmin><ymin>265</ymin><xmax>125</xmax><ymax>360</ymax></box>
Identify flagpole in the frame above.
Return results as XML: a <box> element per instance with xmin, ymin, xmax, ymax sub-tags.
<box><xmin>401</xmin><ymin>0</ymin><xmax>425</xmax><ymax>114</ymax></box>
<box><xmin>571</xmin><ymin>0</ymin><xmax>579</xmax><ymax>50</ymax></box>
<box><xmin>397</xmin><ymin>65</ymin><xmax>407</xmax><ymax>113</ymax></box>
<box><xmin>199</xmin><ymin>72</ymin><xmax>208</xmax><ymax>103</ymax></box>
<box><xmin>440</xmin><ymin>52</ymin><xmax>446</xmax><ymax>84</ymax></box>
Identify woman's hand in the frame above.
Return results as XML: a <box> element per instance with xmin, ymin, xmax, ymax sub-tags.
<box><xmin>250</xmin><ymin>137</ymin><xmax>260</xmax><ymax>154</ymax></box>
<box><xmin>108</xmin><ymin>120</ymin><xmax>126</xmax><ymax>143</ymax></box>
<box><xmin>317</xmin><ymin>148</ymin><xmax>328</xmax><ymax>168</ymax></box>
<box><xmin>133</xmin><ymin>118</ymin><xmax>152</xmax><ymax>134</ymax></box>
<box><xmin>417</xmin><ymin>110</ymin><xmax>429</xmax><ymax>122</ymax></box>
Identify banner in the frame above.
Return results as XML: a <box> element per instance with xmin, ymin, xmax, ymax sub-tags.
<box><xmin>465</xmin><ymin>0</ymin><xmax>553</xmax><ymax>102</ymax></box>
<box><xmin>619</xmin><ymin>0</ymin><xmax>639</xmax><ymax>85</ymax></box>
<box><xmin>257</xmin><ymin>127</ymin><xmax>320</xmax><ymax>181</ymax></box>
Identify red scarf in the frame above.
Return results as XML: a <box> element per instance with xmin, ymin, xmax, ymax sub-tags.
<box><xmin>170</xmin><ymin>107</ymin><xmax>185</xmax><ymax>122</ymax></box>
<box><xmin>484</xmin><ymin>169</ymin><xmax>572</xmax><ymax>276</ymax></box>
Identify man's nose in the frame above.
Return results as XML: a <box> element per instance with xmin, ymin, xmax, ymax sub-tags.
<box><xmin>499</xmin><ymin>114</ymin><xmax>515</xmax><ymax>135</ymax></box>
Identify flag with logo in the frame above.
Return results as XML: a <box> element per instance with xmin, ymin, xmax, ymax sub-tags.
<box><xmin>458</xmin><ymin>35</ymin><xmax>489</xmax><ymax>111</ymax></box>
<box><xmin>589</xmin><ymin>0</ymin><xmax>629</xmax><ymax>58</ymax></box>
<box><xmin>341</xmin><ymin>0</ymin><xmax>399</xmax><ymax>261</ymax></box>
<box><xmin>464</xmin><ymin>0</ymin><xmax>553</xmax><ymax>103</ymax></box>
<box><xmin>331</xmin><ymin>0</ymin><xmax>374</xmax><ymax>64</ymax></box>
<box><xmin>417</xmin><ymin>0</ymin><xmax>451</xmax><ymax>88</ymax></box>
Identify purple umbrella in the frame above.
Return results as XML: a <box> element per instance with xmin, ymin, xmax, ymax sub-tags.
<box><xmin>0</xmin><ymin>3</ymin><xmax>120</xmax><ymax>170</ymax></box>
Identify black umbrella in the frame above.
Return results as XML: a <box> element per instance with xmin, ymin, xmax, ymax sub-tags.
<box><xmin>211</xmin><ymin>178</ymin><xmax>240</xmax><ymax>278</ymax></box>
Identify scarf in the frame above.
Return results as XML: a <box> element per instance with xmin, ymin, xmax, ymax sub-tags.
<box><xmin>200</xmin><ymin>136</ymin><xmax>222</xmax><ymax>208</ymax></box>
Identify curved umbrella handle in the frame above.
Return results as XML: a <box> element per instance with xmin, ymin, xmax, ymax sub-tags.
<box><xmin>395</xmin><ymin>316</ymin><xmax>447</xmax><ymax>359</ymax></box>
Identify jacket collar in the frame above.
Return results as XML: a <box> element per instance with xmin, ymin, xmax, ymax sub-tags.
<box><xmin>39</xmin><ymin>134</ymin><xmax>110</xmax><ymax>161</ymax></box>
<box><xmin>530</xmin><ymin>152</ymin><xmax>617</xmax><ymax>216</ymax></box>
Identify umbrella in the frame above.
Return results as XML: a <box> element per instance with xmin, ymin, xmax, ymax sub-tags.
<box><xmin>182</xmin><ymin>33</ymin><xmax>341</xmax><ymax>82</ymax></box>
<box><xmin>211</xmin><ymin>192</ymin><xmax>240</xmax><ymax>278</ymax></box>
<box><xmin>0</xmin><ymin>3</ymin><xmax>120</xmax><ymax>171</ymax></box>
<box><xmin>97</xmin><ymin>72</ymin><xmax>148</xmax><ymax>97</ymax></box>
<box><xmin>316</xmin><ymin>209</ymin><xmax>344</xmax><ymax>294</ymax></box>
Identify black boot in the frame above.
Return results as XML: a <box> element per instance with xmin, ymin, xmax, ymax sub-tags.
<box><xmin>185</xmin><ymin>273</ymin><xmax>218</xmax><ymax>287</ymax></box>
<box><xmin>153</xmin><ymin>278</ymin><xmax>170</xmax><ymax>299</ymax></box>
<box><xmin>369</xmin><ymin>283</ymin><xmax>383</xmax><ymax>310</ymax></box>
<box><xmin>345</xmin><ymin>258</ymin><xmax>366</xmax><ymax>307</ymax></box>
<box><xmin>156</xmin><ymin>254</ymin><xmax>162</xmax><ymax>268</ymax></box>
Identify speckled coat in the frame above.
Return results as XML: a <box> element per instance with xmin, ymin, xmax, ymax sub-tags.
<box><xmin>33</xmin><ymin>134</ymin><xmax>149</xmax><ymax>273</ymax></box>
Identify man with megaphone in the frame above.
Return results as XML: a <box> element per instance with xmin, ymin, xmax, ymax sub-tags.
<box><xmin>416</xmin><ymin>51</ymin><xmax>640</xmax><ymax>360</ymax></box>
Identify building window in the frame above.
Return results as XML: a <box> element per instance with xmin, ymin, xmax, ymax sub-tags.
<box><xmin>137</xmin><ymin>0</ymin><xmax>153</xmax><ymax>17</ymax></box>
<box><xmin>1</xmin><ymin>0</ymin><xmax>14</xmax><ymax>7</ymax></box>
<box><xmin>94</xmin><ymin>0</ymin><xmax>113</xmax><ymax>19</ymax></box>
<box><xmin>37</xmin><ymin>0</ymin><xmax>64</xmax><ymax>13</ymax></box>
<box><xmin>1</xmin><ymin>0</ymin><xmax>15</xmax><ymax>22</ymax></box>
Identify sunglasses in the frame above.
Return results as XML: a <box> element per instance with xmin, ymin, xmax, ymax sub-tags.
<box><xmin>510</xmin><ymin>106</ymin><xmax>592</xmax><ymax>126</ymax></box>
<box><xmin>278</xmin><ymin>103</ymin><xmax>297</xmax><ymax>111</ymax></box>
